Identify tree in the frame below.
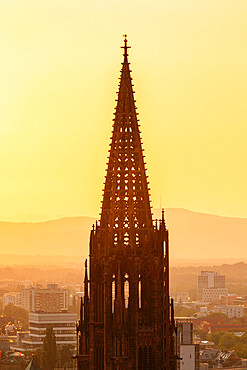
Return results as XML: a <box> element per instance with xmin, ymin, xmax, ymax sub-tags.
<box><xmin>41</xmin><ymin>325</ymin><xmax>57</xmax><ymax>370</ymax></box>
<box><xmin>234</xmin><ymin>342</ymin><xmax>247</xmax><ymax>359</ymax></box>
<box><xmin>206</xmin><ymin>312</ymin><xmax>228</xmax><ymax>320</ymax></box>
<box><xmin>240</xmin><ymin>332</ymin><xmax>247</xmax><ymax>345</ymax></box>
<box><xmin>208</xmin><ymin>331</ymin><xmax>226</xmax><ymax>346</ymax></box>
<box><xmin>197</xmin><ymin>328</ymin><xmax>207</xmax><ymax>341</ymax></box>
<box><xmin>174</xmin><ymin>305</ymin><xmax>198</xmax><ymax>317</ymax></box>
<box><xmin>3</xmin><ymin>303</ymin><xmax>29</xmax><ymax>329</ymax></box>
<box><xmin>68</xmin><ymin>295</ymin><xmax>80</xmax><ymax>316</ymax></box>
<box><xmin>33</xmin><ymin>348</ymin><xmax>43</xmax><ymax>367</ymax></box>
<box><xmin>57</xmin><ymin>345</ymin><xmax>73</xmax><ymax>367</ymax></box>
<box><xmin>218</xmin><ymin>333</ymin><xmax>237</xmax><ymax>350</ymax></box>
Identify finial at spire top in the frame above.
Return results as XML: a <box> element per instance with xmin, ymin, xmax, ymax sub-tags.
<box><xmin>121</xmin><ymin>34</ymin><xmax>130</xmax><ymax>58</ymax></box>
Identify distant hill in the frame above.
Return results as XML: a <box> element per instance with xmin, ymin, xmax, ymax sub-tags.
<box><xmin>0</xmin><ymin>217</ymin><xmax>95</xmax><ymax>259</ymax></box>
<box><xmin>0</xmin><ymin>209</ymin><xmax>246</xmax><ymax>260</ymax></box>
<box><xmin>163</xmin><ymin>208</ymin><xmax>247</xmax><ymax>260</ymax></box>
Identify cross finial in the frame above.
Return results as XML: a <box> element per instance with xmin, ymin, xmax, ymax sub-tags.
<box><xmin>121</xmin><ymin>34</ymin><xmax>130</xmax><ymax>58</ymax></box>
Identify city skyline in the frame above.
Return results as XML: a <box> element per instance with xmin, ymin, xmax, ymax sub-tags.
<box><xmin>1</xmin><ymin>0</ymin><xmax>247</xmax><ymax>222</ymax></box>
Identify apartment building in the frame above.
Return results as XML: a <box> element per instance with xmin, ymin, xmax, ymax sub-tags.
<box><xmin>21</xmin><ymin>284</ymin><xmax>70</xmax><ymax>312</ymax></box>
<box><xmin>198</xmin><ymin>271</ymin><xmax>228</xmax><ymax>302</ymax></box>
<box><xmin>213</xmin><ymin>304</ymin><xmax>244</xmax><ymax>318</ymax></box>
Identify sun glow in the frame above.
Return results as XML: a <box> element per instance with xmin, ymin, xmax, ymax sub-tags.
<box><xmin>0</xmin><ymin>0</ymin><xmax>247</xmax><ymax>222</ymax></box>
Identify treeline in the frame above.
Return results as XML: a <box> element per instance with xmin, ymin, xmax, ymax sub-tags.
<box><xmin>208</xmin><ymin>331</ymin><xmax>247</xmax><ymax>358</ymax></box>
<box><xmin>0</xmin><ymin>303</ymin><xmax>29</xmax><ymax>330</ymax></box>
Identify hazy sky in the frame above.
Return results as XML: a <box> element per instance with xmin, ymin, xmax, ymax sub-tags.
<box><xmin>0</xmin><ymin>0</ymin><xmax>247</xmax><ymax>222</ymax></box>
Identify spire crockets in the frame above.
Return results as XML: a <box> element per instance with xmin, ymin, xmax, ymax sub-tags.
<box><xmin>100</xmin><ymin>36</ymin><xmax>153</xmax><ymax>249</ymax></box>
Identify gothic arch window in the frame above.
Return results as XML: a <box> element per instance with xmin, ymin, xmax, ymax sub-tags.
<box><xmin>112</xmin><ymin>274</ymin><xmax>116</xmax><ymax>313</ymax></box>
<box><xmin>139</xmin><ymin>268</ymin><xmax>154</xmax><ymax>325</ymax></box>
<box><xmin>136</xmin><ymin>232</ymin><xmax>140</xmax><ymax>246</ymax></box>
<box><xmin>138</xmin><ymin>275</ymin><xmax>142</xmax><ymax>309</ymax></box>
<box><xmin>124</xmin><ymin>273</ymin><xmax>129</xmax><ymax>308</ymax></box>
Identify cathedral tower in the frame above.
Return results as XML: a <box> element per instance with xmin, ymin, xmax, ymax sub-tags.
<box><xmin>77</xmin><ymin>37</ymin><xmax>175</xmax><ymax>370</ymax></box>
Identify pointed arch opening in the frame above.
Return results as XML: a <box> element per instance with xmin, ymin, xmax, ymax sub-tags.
<box><xmin>112</xmin><ymin>274</ymin><xmax>116</xmax><ymax>313</ymax></box>
<box><xmin>138</xmin><ymin>275</ymin><xmax>142</xmax><ymax>309</ymax></box>
<box><xmin>124</xmin><ymin>273</ymin><xmax>129</xmax><ymax>308</ymax></box>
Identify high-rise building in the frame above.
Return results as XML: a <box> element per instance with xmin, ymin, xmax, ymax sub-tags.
<box><xmin>198</xmin><ymin>271</ymin><xmax>228</xmax><ymax>302</ymax></box>
<box><xmin>76</xmin><ymin>37</ymin><xmax>176</xmax><ymax>369</ymax></box>
<box><xmin>21</xmin><ymin>284</ymin><xmax>70</xmax><ymax>312</ymax></box>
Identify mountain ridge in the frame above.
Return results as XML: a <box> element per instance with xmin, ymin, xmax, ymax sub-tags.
<box><xmin>0</xmin><ymin>208</ymin><xmax>246</xmax><ymax>260</ymax></box>
<box><xmin>1</xmin><ymin>208</ymin><xmax>247</xmax><ymax>224</ymax></box>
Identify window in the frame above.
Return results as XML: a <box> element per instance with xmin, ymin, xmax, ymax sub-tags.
<box><xmin>112</xmin><ymin>275</ymin><xmax>116</xmax><ymax>313</ymax></box>
<box><xmin>124</xmin><ymin>274</ymin><xmax>129</xmax><ymax>309</ymax></box>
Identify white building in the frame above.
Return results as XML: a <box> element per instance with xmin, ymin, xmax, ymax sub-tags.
<box><xmin>200</xmin><ymin>288</ymin><xmax>228</xmax><ymax>302</ymax></box>
<box><xmin>198</xmin><ymin>271</ymin><xmax>228</xmax><ymax>302</ymax></box>
<box><xmin>170</xmin><ymin>292</ymin><xmax>189</xmax><ymax>304</ymax></box>
<box><xmin>180</xmin><ymin>345</ymin><xmax>196</xmax><ymax>370</ymax></box>
<box><xmin>213</xmin><ymin>304</ymin><xmax>244</xmax><ymax>318</ymax></box>
<box><xmin>3</xmin><ymin>293</ymin><xmax>21</xmax><ymax>308</ymax></box>
<box><xmin>177</xmin><ymin>321</ymin><xmax>199</xmax><ymax>370</ymax></box>
<box><xmin>21</xmin><ymin>288</ymin><xmax>32</xmax><ymax>311</ymax></box>
<box><xmin>3</xmin><ymin>284</ymin><xmax>70</xmax><ymax>313</ymax></box>
<box><xmin>22</xmin><ymin>312</ymin><xmax>77</xmax><ymax>349</ymax></box>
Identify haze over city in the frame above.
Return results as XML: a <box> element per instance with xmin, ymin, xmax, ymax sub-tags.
<box><xmin>1</xmin><ymin>0</ymin><xmax>247</xmax><ymax>228</ymax></box>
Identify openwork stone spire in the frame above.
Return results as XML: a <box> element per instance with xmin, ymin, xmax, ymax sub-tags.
<box><xmin>76</xmin><ymin>37</ymin><xmax>176</xmax><ymax>370</ymax></box>
<box><xmin>100</xmin><ymin>36</ymin><xmax>153</xmax><ymax>248</ymax></box>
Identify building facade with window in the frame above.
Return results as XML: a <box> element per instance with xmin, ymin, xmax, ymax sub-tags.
<box><xmin>176</xmin><ymin>321</ymin><xmax>199</xmax><ymax>370</ymax></box>
<box><xmin>21</xmin><ymin>284</ymin><xmax>70</xmax><ymax>312</ymax></box>
<box><xmin>198</xmin><ymin>271</ymin><xmax>228</xmax><ymax>302</ymax></box>
<box><xmin>22</xmin><ymin>312</ymin><xmax>76</xmax><ymax>349</ymax></box>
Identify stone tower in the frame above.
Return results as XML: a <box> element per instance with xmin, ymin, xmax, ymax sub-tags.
<box><xmin>77</xmin><ymin>37</ymin><xmax>175</xmax><ymax>370</ymax></box>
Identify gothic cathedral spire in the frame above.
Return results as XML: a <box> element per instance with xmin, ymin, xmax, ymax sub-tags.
<box><xmin>100</xmin><ymin>35</ymin><xmax>153</xmax><ymax>250</ymax></box>
<box><xmin>76</xmin><ymin>37</ymin><xmax>176</xmax><ymax>370</ymax></box>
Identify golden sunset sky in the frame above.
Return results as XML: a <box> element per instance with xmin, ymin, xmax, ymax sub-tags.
<box><xmin>0</xmin><ymin>0</ymin><xmax>247</xmax><ymax>222</ymax></box>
